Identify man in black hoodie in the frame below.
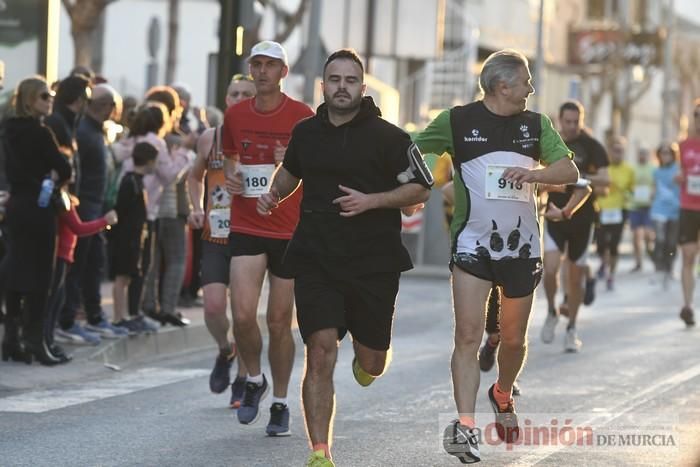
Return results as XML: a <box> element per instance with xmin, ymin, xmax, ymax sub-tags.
<box><xmin>44</xmin><ymin>75</ymin><xmax>91</xmax><ymax>193</ymax></box>
<box><xmin>257</xmin><ymin>49</ymin><xmax>432</xmax><ymax>467</ymax></box>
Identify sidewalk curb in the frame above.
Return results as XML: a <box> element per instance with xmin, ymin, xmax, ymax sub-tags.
<box><xmin>87</xmin><ymin>314</ymin><xmax>270</xmax><ymax>367</ymax></box>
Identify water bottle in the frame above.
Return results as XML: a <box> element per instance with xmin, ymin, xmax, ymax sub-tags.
<box><xmin>37</xmin><ymin>177</ymin><xmax>54</xmax><ymax>208</ymax></box>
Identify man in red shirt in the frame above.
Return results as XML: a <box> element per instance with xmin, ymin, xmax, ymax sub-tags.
<box><xmin>223</xmin><ymin>41</ymin><xmax>314</xmax><ymax>436</ymax></box>
<box><xmin>677</xmin><ymin>98</ymin><xmax>700</xmax><ymax>327</ymax></box>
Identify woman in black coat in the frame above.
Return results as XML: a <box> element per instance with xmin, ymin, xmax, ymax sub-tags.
<box><xmin>2</xmin><ymin>76</ymin><xmax>72</xmax><ymax>365</ymax></box>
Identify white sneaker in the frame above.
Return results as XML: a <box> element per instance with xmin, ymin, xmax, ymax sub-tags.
<box><xmin>564</xmin><ymin>328</ymin><xmax>582</xmax><ymax>352</ymax></box>
<box><xmin>541</xmin><ymin>313</ymin><xmax>559</xmax><ymax>344</ymax></box>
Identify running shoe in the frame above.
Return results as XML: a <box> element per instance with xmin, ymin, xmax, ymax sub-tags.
<box><xmin>306</xmin><ymin>450</ymin><xmax>335</xmax><ymax>467</ymax></box>
<box><xmin>265</xmin><ymin>402</ymin><xmax>291</xmax><ymax>437</ymax></box>
<box><xmin>540</xmin><ymin>312</ymin><xmax>559</xmax><ymax>344</ymax></box>
<box><xmin>230</xmin><ymin>376</ymin><xmax>246</xmax><ymax>409</ymax></box>
<box><xmin>478</xmin><ymin>338</ymin><xmax>499</xmax><ymax>372</ymax></box>
<box><xmin>583</xmin><ymin>278</ymin><xmax>596</xmax><ymax>305</ymax></box>
<box><xmin>54</xmin><ymin>323</ymin><xmax>101</xmax><ymax>346</ymax></box>
<box><xmin>487</xmin><ymin>384</ymin><xmax>520</xmax><ymax>443</ymax></box>
<box><xmin>443</xmin><ymin>419</ymin><xmax>480</xmax><ymax>464</ymax></box>
<box><xmin>564</xmin><ymin>328</ymin><xmax>582</xmax><ymax>352</ymax></box>
<box><xmin>85</xmin><ymin>319</ymin><xmax>129</xmax><ymax>339</ymax></box>
<box><xmin>210</xmin><ymin>346</ymin><xmax>236</xmax><ymax>394</ymax></box>
<box><xmin>237</xmin><ymin>375</ymin><xmax>269</xmax><ymax>424</ymax></box>
<box><xmin>680</xmin><ymin>307</ymin><xmax>696</xmax><ymax>327</ymax></box>
<box><xmin>352</xmin><ymin>357</ymin><xmax>375</xmax><ymax>387</ymax></box>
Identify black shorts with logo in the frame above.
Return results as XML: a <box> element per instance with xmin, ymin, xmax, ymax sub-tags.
<box><xmin>450</xmin><ymin>253</ymin><xmax>542</xmax><ymax>298</ymax></box>
<box><xmin>228</xmin><ymin>232</ymin><xmax>292</xmax><ymax>279</ymax></box>
<box><xmin>294</xmin><ymin>261</ymin><xmax>400</xmax><ymax>351</ymax></box>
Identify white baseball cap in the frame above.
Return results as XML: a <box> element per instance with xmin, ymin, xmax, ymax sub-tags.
<box><xmin>249</xmin><ymin>40</ymin><xmax>288</xmax><ymax>66</ymax></box>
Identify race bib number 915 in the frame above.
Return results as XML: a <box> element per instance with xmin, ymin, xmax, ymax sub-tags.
<box><xmin>240</xmin><ymin>164</ymin><xmax>275</xmax><ymax>198</ymax></box>
<box><xmin>485</xmin><ymin>164</ymin><xmax>530</xmax><ymax>202</ymax></box>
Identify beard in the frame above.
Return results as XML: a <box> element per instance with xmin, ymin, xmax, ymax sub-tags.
<box><xmin>324</xmin><ymin>90</ymin><xmax>363</xmax><ymax>114</ymax></box>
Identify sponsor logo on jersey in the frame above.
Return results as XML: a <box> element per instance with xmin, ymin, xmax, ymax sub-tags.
<box><xmin>464</xmin><ymin>128</ymin><xmax>488</xmax><ymax>143</ymax></box>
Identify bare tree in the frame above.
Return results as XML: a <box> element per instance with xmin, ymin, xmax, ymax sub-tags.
<box><xmin>241</xmin><ymin>0</ymin><xmax>310</xmax><ymax>57</ymax></box>
<box><xmin>61</xmin><ymin>0</ymin><xmax>117</xmax><ymax>69</ymax></box>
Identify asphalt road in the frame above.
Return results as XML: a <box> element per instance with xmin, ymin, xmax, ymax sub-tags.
<box><xmin>1</xmin><ymin>260</ymin><xmax>700</xmax><ymax>467</ymax></box>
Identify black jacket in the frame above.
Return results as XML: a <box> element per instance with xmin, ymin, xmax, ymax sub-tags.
<box><xmin>4</xmin><ymin>116</ymin><xmax>71</xmax><ymax>198</ymax></box>
<box><xmin>76</xmin><ymin>114</ymin><xmax>108</xmax><ymax>207</ymax></box>
<box><xmin>283</xmin><ymin>96</ymin><xmax>421</xmax><ymax>275</ymax></box>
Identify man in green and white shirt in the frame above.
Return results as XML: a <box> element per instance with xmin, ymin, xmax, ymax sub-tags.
<box><xmin>414</xmin><ymin>49</ymin><xmax>578</xmax><ymax>463</ymax></box>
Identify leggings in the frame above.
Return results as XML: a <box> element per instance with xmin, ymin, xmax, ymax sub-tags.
<box><xmin>653</xmin><ymin>219</ymin><xmax>679</xmax><ymax>272</ymax></box>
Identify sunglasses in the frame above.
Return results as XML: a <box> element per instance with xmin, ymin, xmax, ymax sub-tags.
<box><xmin>40</xmin><ymin>90</ymin><xmax>56</xmax><ymax>101</ymax></box>
<box><xmin>231</xmin><ymin>73</ymin><xmax>254</xmax><ymax>83</ymax></box>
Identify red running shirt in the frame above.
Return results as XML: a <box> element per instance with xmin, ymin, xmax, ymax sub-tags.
<box><xmin>222</xmin><ymin>94</ymin><xmax>313</xmax><ymax>239</ymax></box>
<box><xmin>680</xmin><ymin>138</ymin><xmax>700</xmax><ymax>211</ymax></box>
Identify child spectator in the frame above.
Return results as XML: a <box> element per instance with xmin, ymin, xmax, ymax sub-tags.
<box><xmin>49</xmin><ymin>186</ymin><xmax>118</xmax><ymax>358</ymax></box>
<box><xmin>111</xmin><ymin>142</ymin><xmax>158</xmax><ymax>331</ymax></box>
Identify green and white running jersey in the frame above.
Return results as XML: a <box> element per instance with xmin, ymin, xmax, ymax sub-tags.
<box><xmin>415</xmin><ymin>101</ymin><xmax>572</xmax><ymax>259</ymax></box>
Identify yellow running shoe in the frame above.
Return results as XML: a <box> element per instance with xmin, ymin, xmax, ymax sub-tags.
<box><xmin>306</xmin><ymin>449</ymin><xmax>334</xmax><ymax>467</ymax></box>
<box><xmin>352</xmin><ymin>357</ymin><xmax>376</xmax><ymax>387</ymax></box>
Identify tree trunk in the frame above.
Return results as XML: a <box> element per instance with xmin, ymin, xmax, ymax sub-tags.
<box><xmin>62</xmin><ymin>0</ymin><xmax>114</xmax><ymax>70</ymax></box>
<box><xmin>165</xmin><ymin>0</ymin><xmax>180</xmax><ymax>84</ymax></box>
<box><xmin>72</xmin><ymin>27</ymin><xmax>95</xmax><ymax>68</ymax></box>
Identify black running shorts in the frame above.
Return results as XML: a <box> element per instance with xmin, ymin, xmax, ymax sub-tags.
<box><xmin>544</xmin><ymin>220</ymin><xmax>594</xmax><ymax>264</ymax></box>
<box><xmin>200</xmin><ymin>240</ymin><xmax>231</xmax><ymax>286</ymax></box>
<box><xmin>678</xmin><ymin>209</ymin><xmax>700</xmax><ymax>245</ymax></box>
<box><xmin>294</xmin><ymin>265</ymin><xmax>400</xmax><ymax>351</ymax></box>
<box><xmin>450</xmin><ymin>253</ymin><xmax>542</xmax><ymax>298</ymax></box>
<box><xmin>228</xmin><ymin>232</ymin><xmax>292</xmax><ymax>279</ymax></box>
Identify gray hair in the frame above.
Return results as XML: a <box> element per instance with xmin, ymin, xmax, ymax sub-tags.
<box><xmin>478</xmin><ymin>49</ymin><xmax>529</xmax><ymax>96</ymax></box>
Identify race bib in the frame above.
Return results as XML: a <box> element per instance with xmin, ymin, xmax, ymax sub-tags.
<box><xmin>633</xmin><ymin>185</ymin><xmax>652</xmax><ymax>204</ymax></box>
<box><xmin>240</xmin><ymin>164</ymin><xmax>274</xmax><ymax>198</ymax></box>
<box><xmin>600</xmin><ymin>208</ymin><xmax>623</xmax><ymax>225</ymax></box>
<box><xmin>485</xmin><ymin>164</ymin><xmax>530</xmax><ymax>202</ymax></box>
<box><xmin>208</xmin><ymin>208</ymin><xmax>230</xmax><ymax>238</ymax></box>
<box><xmin>687</xmin><ymin>175</ymin><xmax>700</xmax><ymax>196</ymax></box>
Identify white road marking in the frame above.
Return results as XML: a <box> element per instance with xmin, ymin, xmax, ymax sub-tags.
<box><xmin>0</xmin><ymin>368</ymin><xmax>209</xmax><ymax>413</ymax></box>
<box><xmin>509</xmin><ymin>361</ymin><xmax>700</xmax><ymax>466</ymax></box>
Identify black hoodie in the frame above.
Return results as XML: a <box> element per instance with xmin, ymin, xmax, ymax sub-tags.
<box><xmin>283</xmin><ymin>96</ymin><xmax>420</xmax><ymax>276</ymax></box>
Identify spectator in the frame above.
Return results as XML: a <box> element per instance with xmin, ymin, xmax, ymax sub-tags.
<box><xmin>3</xmin><ymin>76</ymin><xmax>71</xmax><ymax>365</ymax></box>
<box><xmin>141</xmin><ymin>86</ymin><xmax>195</xmax><ymax>327</ymax></box>
<box><xmin>113</xmin><ymin>101</ymin><xmax>191</xmax><ymax>330</ymax></box>
<box><xmin>111</xmin><ymin>142</ymin><xmax>158</xmax><ymax>330</ymax></box>
<box><xmin>57</xmin><ymin>84</ymin><xmax>128</xmax><ymax>344</ymax></box>
<box><xmin>44</xmin><ymin>75</ymin><xmax>92</xmax><ymax>193</ymax></box>
<box><xmin>47</xmin><ymin>175</ymin><xmax>117</xmax><ymax>360</ymax></box>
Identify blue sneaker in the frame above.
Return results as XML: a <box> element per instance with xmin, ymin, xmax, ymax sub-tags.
<box><xmin>266</xmin><ymin>402</ymin><xmax>291</xmax><ymax>436</ymax></box>
<box><xmin>230</xmin><ymin>376</ymin><xmax>246</xmax><ymax>409</ymax></box>
<box><xmin>237</xmin><ymin>375</ymin><xmax>269</xmax><ymax>425</ymax></box>
<box><xmin>114</xmin><ymin>315</ymin><xmax>160</xmax><ymax>335</ymax></box>
<box><xmin>210</xmin><ymin>347</ymin><xmax>235</xmax><ymax>394</ymax></box>
<box><xmin>54</xmin><ymin>323</ymin><xmax>101</xmax><ymax>346</ymax></box>
<box><xmin>85</xmin><ymin>319</ymin><xmax>129</xmax><ymax>339</ymax></box>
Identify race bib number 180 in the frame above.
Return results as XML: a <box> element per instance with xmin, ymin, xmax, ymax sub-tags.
<box><xmin>240</xmin><ymin>164</ymin><xmax>275</xmax><ymax>198</ymax></box>
<box><xmin>485</xmin><ymin>164</ymin><xmax>530</xmax><ymax>202</ymax></box>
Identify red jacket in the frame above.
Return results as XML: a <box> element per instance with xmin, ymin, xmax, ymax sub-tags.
<box><xmin>57</xmin><ymin>205</ymin><xmax>108</xmax><ymax>263</ymax></box>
